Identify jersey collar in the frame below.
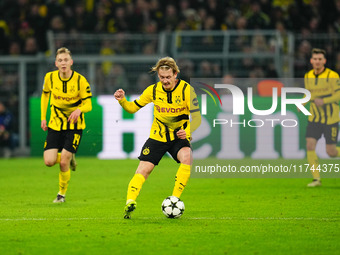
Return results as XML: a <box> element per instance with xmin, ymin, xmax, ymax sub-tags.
<box><xmin>58</xmin><ymin>70</ymin><xmax>74</xmax><ymax>82</ymax></box>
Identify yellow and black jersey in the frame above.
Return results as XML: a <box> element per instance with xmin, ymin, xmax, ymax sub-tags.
<box><xmin>41</xmin><ymin>70</ymin><xmax>92</xmax><ymax>131</ymax></box>
<box><xmin>304</xmin><ymin>68</ymin><xmax>340</xmax><ymax>124</ymax></box>
<box><xmin>119</xmin><ymin>79</ymin><xmax>201</xmax><ymax>142</ymax></box>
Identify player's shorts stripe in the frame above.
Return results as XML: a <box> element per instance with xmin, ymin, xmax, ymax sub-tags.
<box><xmin>335</xmin><ymin>88</ymin><xmax>340</xmax><ymax>92</ymax></box>
<box><xmin>190</xmin><ymin>109</ymin><xmax>200</xmax><ymax>113</ymax></box>
<box><xmin>134</xmin><ymin>100</ymin><xmax>143</xmax><ymax>108</ymax></box>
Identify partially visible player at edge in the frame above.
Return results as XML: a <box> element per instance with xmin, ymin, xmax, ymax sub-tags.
<box><xmin>41</xmin><ymin>47</ymin><xmax>92</xmax><ymax>202</ymax></box>
<box><xmin>114</xmin><ymin>57</ymin><xmax>201</xmax><ymax>219</ymax></box>
<box><xmin>304</xmin><ymin>48</ymin><xmax>340</xmax><ymax>187</ymax></box>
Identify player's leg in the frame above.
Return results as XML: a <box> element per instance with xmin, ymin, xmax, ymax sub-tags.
<box><xmin>56</xmin><ymin>149</ymin><xmax>73</xmax><ymax>198</ymax></box>
<box><xmin>169</xmin><ymin>139</ymin><xmax>192</xmax><ymax>198</ymax></box>
<box><xmin>126</xmin><ymin>161</ymin><xmax>154</xmax><ymax>203</ymax></box>
<box><xmin>124</xmin><ymin>161</ymin><xmax>155</xmax><ymax>219</ymax></box>
<box><xmin>306</xmin><ymin>137</ymin><xmax>321</xmax><ymax>187</ymax></box>
<box><xmin>325</xmin><ymin>123</ymin><xmax>340</xmax><ymax>158</ymax></box>
<box><xmin>53</xmin><ymin>130</ymin><xmax>82</xmax><ymax>203</ymax></box>
<box><xmin>124</xmin><ymin>138</ymin><xmax>166</xmax><ymax>219</ymax></box>
<box><xmin>305</xmin><ymin>122</ymin><xmax>322</xmax><ymax>187</ymax></box>
<box><xmin>43</xmin><ymin>129</ymin><xmax>62</xmax><ymax>167</ymax></box>
<box><xmin>43</xmin><ymin>149</ymin><xmax>59</xmax><ymax>167</ymax></box>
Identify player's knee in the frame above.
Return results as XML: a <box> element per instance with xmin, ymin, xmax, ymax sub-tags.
<box><xmin>326</xmin><ymin>148</ymin><xmax>337</xmax><ymax>157</ymax></box>
<box><xmin>306</xmin><ymin>143</ymin><xmax>316</xmax><ymax>151</ymax></box>
<box><xmin>59</xmin><ymin>159</ymin><xmax>69</xmax><ymax>170</ymax></box>
<box><xmin>44</xmin><ymin>159</ymin><xmax>56</xmax><ymax>167</ymax></box>
<box><xmin>179</xmin><ymin>153</ymin><xmax>192</xmax><ymax>165</ymax></box>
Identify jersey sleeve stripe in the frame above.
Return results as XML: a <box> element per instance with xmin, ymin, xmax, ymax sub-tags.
<box><xmin>82</xmin><ymin>96</ymin><xmax>92</xmax><ymax>100</ymax></box>
<box><xmin>190</xmin><ymin>109</ymin><xmax>200</xmax><ymax>113</ymax></box>
<box><xmin>134</xmin><ymin>100</ymin><xmax>143</xmax><ymax>108</ymax></box>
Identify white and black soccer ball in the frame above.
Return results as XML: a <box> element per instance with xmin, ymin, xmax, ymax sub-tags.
<box><xmin>161</xmin><ymin>196</ymin><xmax>185</xmax><ymax>218</ymax></box>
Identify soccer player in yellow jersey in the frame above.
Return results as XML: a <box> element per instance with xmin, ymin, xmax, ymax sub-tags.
<box><xmin>114</xmin><ymin>57</ymin><xmax>201</xmax><ymax>219</ymax></box>
<box><xmin>41</xmin><ymin>47</ymin><xmax>92</xmax><ymax>202</ymax></box>
<box><xmin>304</xmin><ymin>48</ymin><xmax>340</xmax><ymax>187</ymax></box>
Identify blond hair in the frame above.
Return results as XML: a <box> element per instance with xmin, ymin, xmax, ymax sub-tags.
<box><xmin>56</xmin><ymin>47</ymin><xmax>72</xmax><ymax>58</ymax></box>
<box><xmin>151</xmin><ymin>57</ymin><xmax>180</xmax><ymax>74</ymax></box>
<box><xmin>311</xmin><ymin>48</ymin><xmax>326</xmax><ymax>58</ymax></box>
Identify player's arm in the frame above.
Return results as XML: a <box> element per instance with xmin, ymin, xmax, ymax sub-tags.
<box><xmin>41</xmin><ymin>75</ymin><xmax>50</xmax><ymax>131</ymax></box>
<box><xmin>322</xmin><ymin>75</ymin><xmax>340</xmax><ymax>104</ymax></box>
<box><xmin>114</xmin><ymin>86</ymin><xmax>152</xmax><ymax>114</ymax></box>
<box><xmin>180</xmin><ymin>87</ymin><xmax>202</xmax><ymax>139</ymax></box>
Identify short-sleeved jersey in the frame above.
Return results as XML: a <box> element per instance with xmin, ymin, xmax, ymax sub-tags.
<box><xmin>304</xmin><ymin>68</ymin><xmax>340</xmax><ymax>124</ymax></box>
<box><xmin>133</xmin><ymin>79</ymin><xmax>200</xmax><ymax>142</ymax></box>
<box><xmin>42</xmin><ymin>70</ymin><xmax>92</xmax><ymax>130</ymax></box>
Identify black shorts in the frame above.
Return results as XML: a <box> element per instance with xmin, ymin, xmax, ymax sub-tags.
<box><xmin>44</xmin><ymin>128</ymin><xmax>83</xmax><ymax>153</ymax></box>
<box><xmin>305</xmin><ymin>121</ymin><xmax>339</xmax><ymax>144</ymax></box>
<box><xmin>138</xmin><ymin>138</ymin><xmax>191</xmax><ymax>165</ymax></box>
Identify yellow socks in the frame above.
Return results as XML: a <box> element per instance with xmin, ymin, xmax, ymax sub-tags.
<box><xmin>56</xmin><ymin>153</ymin><xmax>61</xmax><ymax>164</ymax></box>
<box><xmin>337</xmin><ymin>147</ymin><xmax>340</xmax><ymax>157</ymax></box>
<box><xmin>172</xmin><ymin>164</ymin><xmax>191</xmax><ymax>198</ymax></box>
<box><xmin>307</xmin><ymin>150</ymin><xmax>320</xmax><ymax>180</ymax></box>
<box><xmin>59</xmin><ymin>170</ymin><xmax>71</xmax><ymax>196</ymax></box>
<box><xmin>126</xmin><ymin>173</ymin><xmax>145</xmax><ymax>202</ymax></box>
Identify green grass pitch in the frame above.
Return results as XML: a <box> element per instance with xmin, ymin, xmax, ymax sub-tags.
<box><xmin>0</xmin><ymin>157</ymin><xmax>340</xmax><ymax>255</ymax></box>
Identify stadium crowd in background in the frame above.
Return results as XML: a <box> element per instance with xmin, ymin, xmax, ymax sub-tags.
<box><xmin>0</xmin><ymin>0</ymin><xmax>339</xmax><ymax>80</ymax></box>
<box><xmin>0</xmin><ymin>0</ymin><xmax>339</xmax><ymax>57</ymax></box>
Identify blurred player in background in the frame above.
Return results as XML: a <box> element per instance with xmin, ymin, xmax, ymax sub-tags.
<box><xmin>41</xmin><ymin>47</ymin><xmax>92</xmax><ymax>202</ymax></box>
<box><xmin>304</xmin><ymin>48</ymin><xmax>340</xmax><ymax>187</ymax></box>
<box><xmin>114</xmin><ymin>57</ymin><xmax>201</xmax><ymax>219</ymax></box>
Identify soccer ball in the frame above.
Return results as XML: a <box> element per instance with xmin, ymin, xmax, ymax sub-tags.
<box><xmin>161</xmin><ymin>196</ymin><xmax>185</xmax><ymax>218</ymax></box>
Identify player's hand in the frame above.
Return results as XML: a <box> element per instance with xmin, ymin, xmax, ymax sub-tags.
<box><xmin>114</xmin><ymin>89</ymin><xmax>125</xmax><ymax>101</ymax></box>
<box><xmin>41</xmin><ymin>120</ymin><xmax>48</xmax><ymax>131</ymax></box>
<box><xmin>314</xmin><ymin>98</ymin><xmax>324</xmax><ymax>107</ymax></box>
<box><xmin>68</xmin><ymin>109</ymin><xmax>81</xmax><ymax>123</ymax></box>
<box><xmin>176</xmin><ymin>129</ymin><xmax>187</xmax><ymax>139</ymax></box>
